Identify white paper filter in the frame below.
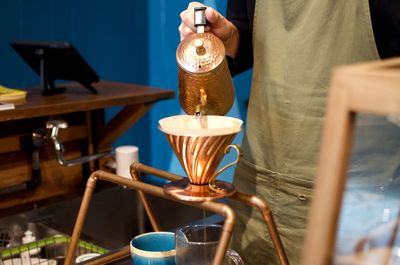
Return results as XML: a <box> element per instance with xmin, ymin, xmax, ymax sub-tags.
<box><xmin>159</xmin><ymin>115</ymin><xmax>243</xmax><ymax>136</ymax></box>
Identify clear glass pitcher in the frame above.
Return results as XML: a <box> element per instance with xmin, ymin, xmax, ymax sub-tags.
<box><xmin>175</xmin><ymin>224</ymin><xmax>244</xmax><ymax>265</ymax></box>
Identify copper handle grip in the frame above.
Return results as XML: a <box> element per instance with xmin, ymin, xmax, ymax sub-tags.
<box><xmin>211</xmin><ymin>144</ymin><xmax>241</xmax><ymax>181</ymax></box>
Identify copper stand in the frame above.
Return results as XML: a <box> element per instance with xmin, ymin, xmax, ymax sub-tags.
<box><xmin>64</xmin><ymin>163</ymin><xmax>289</xmax><ymax>265</ymax></box>
<box><xmin>163</xmin><ymin>178</ymin><xmax>237</xmax><ymax>202</ymax></box>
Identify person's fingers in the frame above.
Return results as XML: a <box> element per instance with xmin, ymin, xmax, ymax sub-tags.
<box><xmin>180</xmin><ymin>10</ymin><xmax>196</xmax><ymax>32</ymax></box>
<box><xmin>188</xmin><ymin>1</ymin><xmax>204</xmax><ymax>10</ymax></box>
<box><xmin>182</xmin><ymin>2</ymin><xmax>206</xmax><ymax>30</ymax></box>
<box><xmin>178</xmin><ymin>24</ymin><xmax>184</xmax><ymax>40</ymax></box>
<box><xmin>180</xmin><ymin>2</ymin><xmax>215</xmax><ymax>40</ymax></box>
<box><xmin>178</xmin><ymin>2</ymin><xmax>239</xmax><ymax>57</ymax></box>
<box><xmin>179</xmin><ymin>23</ymin><xmax>196</xmax><ymax>40</ymax></box>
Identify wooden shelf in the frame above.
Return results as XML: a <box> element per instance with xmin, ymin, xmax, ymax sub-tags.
<box><xmin>0</xmin><ymin>80</ymin><xmax>174</xmax><ymax>121</ymax></box>
<box><xmin>0</xmin><ymin>80</ymin><xmax>174</xmax><ymax>211</ymax></box>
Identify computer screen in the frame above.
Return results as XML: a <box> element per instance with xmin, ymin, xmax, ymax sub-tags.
<box><xmin>11</xmin><ymin>41</ymin><xmax>99</xmax><ymax>95</ymax></box>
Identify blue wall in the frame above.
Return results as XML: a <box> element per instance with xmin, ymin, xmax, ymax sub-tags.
<box><xmin>0</xmin><ymin>0</ymin><xmax>251</xmax><ymax>184</ymax></box>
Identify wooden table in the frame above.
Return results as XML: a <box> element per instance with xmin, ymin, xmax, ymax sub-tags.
<box><xmin>0</xmin><ymin>81</ymin><xmax>174</xmax><ymax>212</ymax></box>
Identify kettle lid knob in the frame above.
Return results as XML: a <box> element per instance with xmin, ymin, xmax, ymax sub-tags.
<box><xmin>194</xmin><ymin>39</ymin><xmax>206</xmax><ymax>55</ymax></box>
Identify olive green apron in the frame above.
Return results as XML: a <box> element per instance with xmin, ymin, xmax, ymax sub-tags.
<box><xmin>230</xmin><ymin>0</ymin><xmax>380</xmax><ymax>264</ymax></box>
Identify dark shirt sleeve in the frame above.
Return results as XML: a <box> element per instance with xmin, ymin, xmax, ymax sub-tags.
<box><xmin>226</xmin><ymin>0</ymin><xmax>255</xmax><ymax>77</ymax></box>
<box><xmin>369</xmin><ymin>0</ymin><xmax>400</xmax><ymax>59</ymax></box>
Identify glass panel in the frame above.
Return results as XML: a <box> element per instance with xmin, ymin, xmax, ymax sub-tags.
<box><xmin>334</xmin><ymin>114</ymin><xmax>400</xmax><ymax>265</ymax></box>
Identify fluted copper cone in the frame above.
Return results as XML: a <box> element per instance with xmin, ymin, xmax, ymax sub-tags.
<box><xmin>159</xmin><ymin>115</ymin><xmax>242</xmax><ymax>201</ymax></box>
<box><xmin>163</xmin><ymin>132</ymin><xmax>237</xmax><ymax>185</ymax></box>
<box><xmin>158</xmin><ymin>115</ymin><xmax>243</xmax><ymax>185</ymax></box>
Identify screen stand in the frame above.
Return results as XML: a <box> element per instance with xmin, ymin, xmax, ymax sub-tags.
<box><xmin>37</xmin><ymin>48</ymin><xmax>66</xmax><ymax>96</ymax></box>
<box><xmin>42</xmin><ymin>79</ymin><xmax>66</xmax><ymax>96</ymax></box>
<box><xmin>81</xmin><ymin>82</ymin><xmax>98</xmax><ymax>94</ymax></box>
<box><xmin>40</xmin><ymin>61</ymin><xmax>98</xmax><ymax>95</ymax></box>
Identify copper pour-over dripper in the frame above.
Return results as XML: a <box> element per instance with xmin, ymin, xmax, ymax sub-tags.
<box><xmin>159</xmin><ymin>115</ymin><xmax>242</xmax><ymax>202</ymax></box>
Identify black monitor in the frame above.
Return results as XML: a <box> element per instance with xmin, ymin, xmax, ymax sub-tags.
<box><xmin>11</xmin><ymin>41</ymin><xmax>100</xmax><ymax>95</ymax></box>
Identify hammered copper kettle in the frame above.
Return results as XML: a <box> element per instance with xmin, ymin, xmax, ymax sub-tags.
<box><xmin>176</xmin><ymin>7</ymin><xmax>235</xmax><ymax>116</ymax></box>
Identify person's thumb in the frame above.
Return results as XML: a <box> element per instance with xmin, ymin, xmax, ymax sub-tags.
<box><xmin>205</xmin><ymin>7</ymin><xmax>224</xmax><ymax>28</ymax></box>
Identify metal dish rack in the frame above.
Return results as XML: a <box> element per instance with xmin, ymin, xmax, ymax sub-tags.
<box><xmin>0</xmin><ymin>235</ymin><xmax>108</xmax><ymax>265</ymax></box>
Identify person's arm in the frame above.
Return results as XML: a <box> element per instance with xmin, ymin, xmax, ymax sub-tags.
<box><xmin>226</xmin><ymin>0</ymin><xmax>255</xmax><ymax>76</ymax></box>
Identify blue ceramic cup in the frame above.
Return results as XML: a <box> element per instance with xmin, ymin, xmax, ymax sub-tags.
<box><xmin>130</xmin><ymin>232</ymin><xmax>176</xmax><ymax>265</ymax></box>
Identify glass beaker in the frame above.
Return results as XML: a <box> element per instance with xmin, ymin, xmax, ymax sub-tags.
<box><xmin>175</xmin><ymin>224</ymin><xmax>244</xmax><ymax>265</ymax></box>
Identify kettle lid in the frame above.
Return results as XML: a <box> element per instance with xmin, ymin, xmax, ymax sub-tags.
<box><xmin>176</xmin><ymin>33</ymin><xmax>225</xmax><ymax>74</ymax></box>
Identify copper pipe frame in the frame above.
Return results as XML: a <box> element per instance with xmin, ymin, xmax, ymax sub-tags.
<box><xmin>130</xmin><ymin>163</ymin><xmax>289</xmax><ymax>265</ymax></box>
<box><xmin>64</xmin><ymin>163</ymin><xmax>289</xmax><ymax>265</ymax></box>
<box><xmin>64</xmin><ymin>169</ymin><xmax>235</xmax><ymax>265</ymax></box>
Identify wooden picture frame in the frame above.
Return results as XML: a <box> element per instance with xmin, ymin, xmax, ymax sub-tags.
<box><xmin>301</xmin><ymin>58</ymin><xmax>400</xmax><ymax>265</ymax></box>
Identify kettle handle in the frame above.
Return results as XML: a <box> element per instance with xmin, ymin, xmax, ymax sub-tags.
<box><xmin>194</xmin><ymin>6</ymin><xmax>207</xmax><ymax>33</ymax></box>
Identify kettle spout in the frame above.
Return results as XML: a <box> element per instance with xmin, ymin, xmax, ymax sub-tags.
<box><xmin>195</xmin><ymin>88</ymin><xmax>208</xmax><ymax>116</ymax></box>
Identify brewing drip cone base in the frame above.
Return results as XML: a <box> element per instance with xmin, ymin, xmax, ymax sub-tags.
<box><xmin>163</xmin><ymin>178</ymin><xmax>236</xmax><ymax>202</ymax></box>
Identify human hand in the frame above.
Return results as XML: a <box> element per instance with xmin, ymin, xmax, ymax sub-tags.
<box><xmin>179</xmin><ymin>2</ymin><xmax>239</xmax><ymax>58</ymax></box>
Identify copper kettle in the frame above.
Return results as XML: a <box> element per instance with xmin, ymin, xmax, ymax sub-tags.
<box><xmin>176</xmin><ymin>7</ymin><xmax>235</xmax><ymax>116</ymax></box>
